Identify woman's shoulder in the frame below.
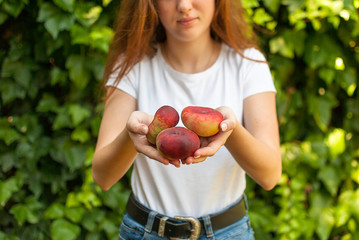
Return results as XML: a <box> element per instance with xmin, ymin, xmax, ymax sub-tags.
<box><xmin>222</xmin><ymin>43</ymin><xmax>267</xmax><ymax>62</ymax></box>
<box><xmin>243</xmin><ymin>48</ymin><xmax>267</xmax><ymax>62</ymax></box>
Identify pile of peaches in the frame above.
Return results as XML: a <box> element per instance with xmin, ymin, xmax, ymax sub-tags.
<box><xmin>146</xmin><ymin>105</ymin><xmax>223</xmax><ymax>161</ymax></box>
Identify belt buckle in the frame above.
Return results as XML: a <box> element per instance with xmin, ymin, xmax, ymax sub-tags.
<box><xmin>170</xmin><ymin>216</ymin><xmax>201</xmax><ymax>240</ymax></box>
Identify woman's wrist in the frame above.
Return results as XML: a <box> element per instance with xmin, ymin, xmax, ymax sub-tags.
<box><xmin>225</xmin><ymin>120</ymin><xmax>244</xmax><ymax>147</ymax></box>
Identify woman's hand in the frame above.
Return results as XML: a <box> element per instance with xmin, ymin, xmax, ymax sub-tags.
<box><xmin>126</xmin><ymin>111</ymin><xmax>181</xmax><ymax>167</ymax></box>
<box><xmin>182</xmin><ymin>106</ymin><xmax>238</xmax><ymax>165</ymax></box>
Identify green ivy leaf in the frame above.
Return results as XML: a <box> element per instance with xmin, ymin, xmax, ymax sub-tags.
<box><xmin>325</xmin><ymin>128</ymin><xmax>346</xmax><ymax>159</ymax></box>
<box><xmin>53</xmin><ymin>0</ymin><xmax>75</xmax><ymax>12</ymax></box>
<box><xmin>308</xmin><ymin>93</ymin><xmax>338</xmax><ymax>132</ymax></box>
<box><xmin>85</xmin><ymin>147</ymin><xmax>95</xmax><ymax>167</ymax></box>
<box><xmin>50</xmin><ymin>67</ymin><xmax>68</xmax><ymax>86</ymax></box>
<box><xmin>269</xmin><ymin>36</ymin><xmax>294</xmax><ymax>58</ymax></box>
<box><xmin>0</xmin><ymin>152</ymin><xmax>16</xmax><ymax>172</ymax></box>
<box><xmin>0</xmin><ymin>79</ymin><xmax>26</xmax><ymax>104</ymax></box>
<box><xmin>242</xmin><ymin>0</ymin><xmax>259</xmax><ymax>9</ymax></box>
<box><xmin>71</xmin><ymin>127</ymin><xmax>90</xmax><ymax>143</ymax></box>
<box><xmin>38</xmin><ymin>3</ymin><xmax>75</xmax><ymax>38</ymax></box>
<box><xmin>65</xmin><ymin>55</ymin><xmax>91</xmax><ymax>89</ymax></box>
<box><xmin>338</xmin><ymin>190</ymin><xmax>359</xmax><ymax>223</ymax></box>
<box><xmin>1</xmin><ymin>58</ymin><xmax>37</xmax><ymax>89</ymax></box>
<box><xmin>78</xmin><ymin>191</ymin><xmax>102</xmax><ymax>209</ymax></box>
<box><xmin>283</xmin><ymin>0</ymin><xmax>306</xmax><ymax>13</ymax></box>
<box><xmin>50</xmin><ymin>219</ymin><xmax>81</xmax><ymax>240</ymax></box>
<box><xmin>318</xmin><ymin>166</ymin><xmax>342</xmax><ymax>196</ymax></box>
<box><xmin>37</xmin><ymin>3</ymin><xmax>57</xmax><ymax>22</ymax></box>
<box><xmin>70</xmin><ymin>24</ymin><xmax>90</xmax><ymax>45</ymax></box>
<box><xmin>70</xmin><ymin>24</ymin><xmax>113</xmax><ymax>53</ymax></box>
<box><xmin>283</xmin><ymin>29</ymin><xmax>306</xmax><ymax>56</ymax></box>
<box><xmin>45</xmin><ymin>14</ymin><xmax>75</xmax><ymax>39</ymax></box>
<box><xmin>91</xmin><ymin>115</ymin><xmax>102</xmax><ymax>137</ymax></box>
<box><xmin>12</xmin><ymin>114</ymin><xmax>42</xmax><ymax>143</ymax></box>
<box><xmin>101</xmin><ymin>183</ymin><xmax>130</xmax><ymax>210</ymax></box>
<box><xmin>316</xmin><ymin>207</ymin><xmax>335</xmax><ymax>240</ymax></box>
<box><xmin>309</xmin><ymin>191</ymin><xmax>332</xmax><ymax>221</ymax></box>
<box><xmin>0</xmin><ymin>180</ymin><xmax>18</xmax><ymax>207</ymax></box>
<box><xmin>68</xmin><ymin>104</ymin><xmax>91</xmax><ymax>126</ymax></box>
<box><xmin>66</xmin><ymin>190</ymin><xmax>101</xmax><ymax>210</ymax></box>
<box><xmin>263</xmin><ymin>0</ymin><xmax>281</xmax><ymax>14</ymax></box>
<box><xmin>2</xmin><ymin>0</ymin><xmax>28</xmax><ymax>17</ymax></box>
<box><xmin>44</xmin><ymin>203</ymin><xmax>65</xmax><ymax>219</ymax></box>
<box><xmin>36</xmin><ymin>94</ymin><xmax>59</xmax><ymax>113</ymax></box>
<box><xmin>88</xmin><ymin>54</ymin><xmax>106</xmax><ymax>81</ymax></box>
<box><xmin>66</xmin><ymin>192</ymin><xmax>80</xmax><ymax>208</ymax></box>
<box><xmin>53</xmin><ymin>107</ymin><xmax>73</xmax><ymax>130</ymax></box>
<box><xmin>102</xmin><ymin>0</ymin><xmax>112</xmax><ymax>7</ymax></box>
<box><xmin>89</xmin><ymin>25</ymin><xmax>114</xmax><ymax>53</ymax></box>
<box><xmin>252</xmin><ymin>8</ymin><xmax>276</xmax><ymax>30</ymax></box>
<box><xmin>319</xmin><ymin>68</ymin><xmax>336</xmax><ymax>85</ymax></box>
<box><xmin>352</xmin><ymin>165</ymin><xmax>359</xmax><ymax>184</ymax></box>
<box><xmin>0</xmin><ymin>11</ymin><xmax>8</xmax><ymax>25</ymax></box>
<box><xmin>10</xmin><ymin>205</ymin><xmax>29</xmax><ymax>225</ymax></box>
<box><xmin>74</xmin><ymin>3</ymin><xmax>102</xmax><ymax>27</ymax></box>
<box><xmin>10</xmin><ymin>196</ymin><xmax>41</xmax><ymax>225</ymax></box>
<box><xmin>81</xmin><ymin>208</ymin><xmax>106</xmax><ymax>232</ymax></box>
<box><xmin>0</xmin><ymin>172</ymin><xmax>26</xmax><ymax>207</ymax></box>
<box><xmin>101</xmin><ymin>219</ymin><xmax>118</xmax><ymax>238</ymax></box>
<box><xmin>310</xmin><ymin>141</ymin><xmax>328</xmax><ymax>168</ymax></box>
<box><xmin>28</xmin><ymin>174</ymin><xmax>43</xmax><ymax>198</ymax></box>
<box><xmin>336</xmin><ymin>67</ymin><xmax>357</xmax><ymax>96</ymax></box>
<box><xmin>0</xmin><ymin>126</ymin><xmax>20</xmax><ymax>145</ymax></box>
<box><xmin>65</xmin><ymin>206</ymin><xmax>85</xmax><ymax>223</ymax></box>
<box><xmin>63</xmin><ymin>145</ymin><xmax>87</xmax><ymax>172</ymax></box>
<box><xmin>335</xmin><ymin>203</ymin><xmax>351</xmax><ymax>228</ymax></box>
<box><xmin>304</xmin><ymin>34</ymin><xmax>344</xmax><ymax>69</ymax></box>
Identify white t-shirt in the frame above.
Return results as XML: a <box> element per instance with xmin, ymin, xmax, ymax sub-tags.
<box><xmin>106</xmin><ymin>43</ymin><xmax>276</xmax><ymax>217</ymax></box>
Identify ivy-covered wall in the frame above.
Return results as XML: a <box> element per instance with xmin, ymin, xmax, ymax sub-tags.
<box><xmin>0</xmin><ymin>0</ymin><xmax>358</xmax><ymax>239</ymax></box>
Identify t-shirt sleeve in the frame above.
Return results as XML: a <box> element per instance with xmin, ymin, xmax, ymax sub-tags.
<box><xmin>242</xmin><ymin>48</ymin><xmax>276</xmax><ymax>99</ymax></box>
<box><xmin>105</xmin><ymin>66</ymin><xmax>138</xmax><ymax>99</ymax></box>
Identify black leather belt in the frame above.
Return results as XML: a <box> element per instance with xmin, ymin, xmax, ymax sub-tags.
<box><xmin>126</xmin><ymin>193</ymin><xmax>246</xmax><ymax>239</ymax></box>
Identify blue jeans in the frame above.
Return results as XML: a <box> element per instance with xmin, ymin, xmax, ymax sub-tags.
<box><xmin>119</xmin><ymin>196</ymin><xmax>255</xmax><ymax>240</ymax></box>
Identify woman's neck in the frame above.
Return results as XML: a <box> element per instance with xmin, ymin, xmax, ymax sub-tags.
<box><xmin>162</xmin><ymin>38</ymin><xmax>221</xmax><ymax>74</ymax></box>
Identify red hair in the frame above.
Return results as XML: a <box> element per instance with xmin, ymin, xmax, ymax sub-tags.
<box><xmin>102</xmin><ymin>0</ymin><xmax>259</xmax><ymax>100</ymax></box>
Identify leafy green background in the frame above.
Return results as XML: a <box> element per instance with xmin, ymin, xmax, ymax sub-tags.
<box><xmin>0</xmin><ymin>0</ymin><xmax>358</xmax><ymax>239</ymax></box>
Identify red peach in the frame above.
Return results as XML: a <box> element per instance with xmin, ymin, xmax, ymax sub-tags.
<box><xmin>146</xmin><ymin>105</ymin><xmax>179</xmax><ymax>145</ymax></box>
<box><xmin>156</xmin><ymin>127</ymin><xmax>200</xmax><ymax>161</ymax></box>
<box><xmin>181</xmin><ymin>106</ymin><xmax>223</xmax><ymax>137</ymax></box>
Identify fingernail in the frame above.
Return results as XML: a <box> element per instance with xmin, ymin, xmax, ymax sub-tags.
<box><xmin>221</xmin><ymin>123</ymin><xmax>227</xmax><ymax>131</ymax></box>
<box><xmin>194</xmin><ymin>155</ymin><xmax>200</xmax><ymax>159</ymax></box>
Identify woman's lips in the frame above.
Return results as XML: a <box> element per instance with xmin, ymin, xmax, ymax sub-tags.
<box><xmin>177</xmin><ymin>17</ymin><xmax>197</xmax><ymax>26</ymax></box>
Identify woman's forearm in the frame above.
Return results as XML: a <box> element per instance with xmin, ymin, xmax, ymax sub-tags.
<box><xmin>92</xmin><ymin>129</ymin><xmax>137</xmax><ymax>191</ymax></box>
<box><xmin>225</xmin><ymin>121</ymin><xmax>282</xmax><ymax>190</ymax></box>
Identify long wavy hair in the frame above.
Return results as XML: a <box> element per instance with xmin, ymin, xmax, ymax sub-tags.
<box><xmin>102</xmin><ymin>0</ymin><xmax>259</xmax><ymax>99</ymax></box>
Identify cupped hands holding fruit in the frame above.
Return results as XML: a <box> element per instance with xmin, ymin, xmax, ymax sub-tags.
<box><xmin>126</xmin><ymin>109</ymin><xmax>182</xmax><ymax>167</ymax></box>
<box><xmin>126</xmin><ymin>105</ymin><xmax>237</xmax><ymax>167</ymax></box>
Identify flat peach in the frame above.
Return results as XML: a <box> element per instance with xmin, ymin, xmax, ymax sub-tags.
<box><xmin>181</xmin><ymin>106</ymin><xmax>223</xmax><ymax>137</ymax></box>
<box><xmin>156</xmin><ymin>127</ymin><xmax>200</xmax><ymax>160</ymax></box>
<box><xmin>146</xmin><ymin>105</ymin><xmax>179</xmax><ymax>145</ymax></box>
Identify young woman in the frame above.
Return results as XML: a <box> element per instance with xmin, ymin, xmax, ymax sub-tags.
<box><xmin>92</xmin><ymin>0</ymin><xmax>282</xmax><ymax>239</ymax></box>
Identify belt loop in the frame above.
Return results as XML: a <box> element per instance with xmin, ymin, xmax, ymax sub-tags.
<box><xmin>243</xmin><ymin>193</ymin><xmax>249</xmax><ymax>213</ymax></box>
<box><xmin>145</xmin><ymin>211</ymin><xmax>158</xmax><ymax>233</ymax></box>
<box><xmin>202</xmin><ymin>215</ymin><xmax>214</xmax><ymax>239</ymax></box>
